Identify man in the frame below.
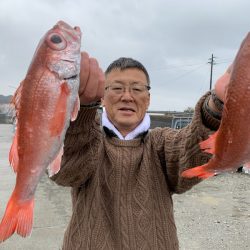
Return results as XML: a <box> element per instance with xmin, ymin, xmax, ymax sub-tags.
<box><xmin>51</xmin><ymin>52</ymin><xmax>229</xmax><ymax>250</ymax></box>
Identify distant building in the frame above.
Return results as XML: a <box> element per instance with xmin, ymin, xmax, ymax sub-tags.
<box><xmin>147</xmin><ymin>111</ymin><xmax>193</xmax><ymax>129</ymax></box>
<box><xmin>0</xmin><ymin>104</ymin><xmax>13</xmax><ymax>124</ymax></box>
<box><xmin>0</xmin><ymin>113</ymin><xmax>12</xmax><ymax>124</ymax></box>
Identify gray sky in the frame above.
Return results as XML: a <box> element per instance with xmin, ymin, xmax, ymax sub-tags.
<box><xmin>0</xmin><ymin>0</ymin><xmax>249</xmax><ymax>110</ymax></box>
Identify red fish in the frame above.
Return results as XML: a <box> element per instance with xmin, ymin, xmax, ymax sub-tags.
<box><xmin>0</xmin><ymin>21</ymin><xmax>81</xmax><ymax>242</ymax></box>
<box><xmin>182</xmin><ymin>33</ymin><xmax>250</xmax><ymax>179</ymax></box>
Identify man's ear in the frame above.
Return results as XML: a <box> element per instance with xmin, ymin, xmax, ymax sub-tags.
<box><xmin>147</xmin><ymin>93</ymin><xmax>150</xmax><ymax>109</ymax></box>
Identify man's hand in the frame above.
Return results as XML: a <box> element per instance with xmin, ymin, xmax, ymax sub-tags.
<box><xmin>208</xmin><ymin>64</ymin><xmax>232</xmax><ymax>112</ymax></box>
<box><xmin>79</xmin><ymin>52</ymin><xmax>105</xmax><ymax>105</ymax></box>
<box><xmin>214</xmin><ymin>65</ymin><xmax>232</xmax><ymax>102</ymax></box>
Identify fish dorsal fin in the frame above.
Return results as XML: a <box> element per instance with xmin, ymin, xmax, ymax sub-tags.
<box><xmin>11</xmin><ymin>81</ymin><xmax>24</xmax><ymax>120</ymax></box>
<box><xmin>71</xmin><ymin>96</ymin><xmax>80</xmax><ymax>121</ymax></box>
<box><xmin>8</xmin><ymin>82</ymin><xmax>24</xmax><ymax>173</ymax></box>
<box><xmin>49</xmin><ymin>82</ymin><xmax>70</xmax><ymax>137</ymax></box>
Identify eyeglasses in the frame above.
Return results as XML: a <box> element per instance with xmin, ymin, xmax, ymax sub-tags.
<box><xmin>105</xmin><ymin>83</ymin><xmax>151</xmax><ymax>95</ymax></box>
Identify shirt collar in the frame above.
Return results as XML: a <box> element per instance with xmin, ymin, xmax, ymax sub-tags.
<box><xmin>102</xmin><ymin>110</ymin><xmax>150</xmax><ymax>140</ymax></box>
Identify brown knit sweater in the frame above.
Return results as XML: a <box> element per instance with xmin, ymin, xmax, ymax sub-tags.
<box><xmin>51</xmin><ymin>92</ymin><xmax>220</xmax><ymax>250</ymax></box>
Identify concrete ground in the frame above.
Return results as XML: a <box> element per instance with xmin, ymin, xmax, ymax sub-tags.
<box><xmin>0</xmin><ymin>124</ymin><xmax>249</xmax><ymax>250</ymax></box>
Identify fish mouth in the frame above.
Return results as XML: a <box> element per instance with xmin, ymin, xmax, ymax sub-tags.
<box><xmin>55</xmin><ymin>21</ymin><xmax>82</xmax><ymax>38</ymax></box>
<box><xmin>64</xmin><ymin>74</ymin><xmax>78</xmax><ymax>80</ymax></box>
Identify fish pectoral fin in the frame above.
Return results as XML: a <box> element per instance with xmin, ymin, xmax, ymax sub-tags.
<box><xmin>181</xmin><ymin>164</ymin><xmax>215</xmax><ymax>179</ymax></box>
<box><xmin>0</xmin><ymin>194</ymin><xmax>34</xmax><ymax>242</ymax></box>
<box><xmin>199</xmin><ymin>131</ymin><xmax>218</xmax><ymax>155</ymax></box>
<box><xmin>9</xmin><ymin>128</ymin><xmax>19</xmax><ymax>173</ymax></box>
<box><xmin>49</xmin><ymin>82</ymin><xmax>70</xmax><ymax>137</ymax></box>
<box><xmin>47</xmin><ymin>146</ymin><xmax>64</xmax><ymax>177</ymax></box>
<box><xmin>71</xmin><ymin>96</ymin><xmax>80</xmax><ymax>121</ymax></box>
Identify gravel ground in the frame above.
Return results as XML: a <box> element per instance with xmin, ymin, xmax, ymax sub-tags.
<box><xmin>174</xmin><ymin>172</ymin><xmax>250</xmax><ymax>250</ymax></box>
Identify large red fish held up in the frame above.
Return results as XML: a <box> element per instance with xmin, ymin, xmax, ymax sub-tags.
<box><xmin>182</xmin><ymin>32</ymin><xmax>250</xmax><ymax>179</ymax></box>
<box><xmin>0</xmin><ymin>21</ymin><xmax>81</xmax><ymax>242</ymax></box>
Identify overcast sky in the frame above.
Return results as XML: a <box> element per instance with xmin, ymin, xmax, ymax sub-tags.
<box><xmin>0</xmin><ymin>0</ymin><xmax>249</xmax><ymax>110</ymax></box>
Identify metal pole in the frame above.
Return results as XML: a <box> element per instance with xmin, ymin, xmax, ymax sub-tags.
<box><xmin>209</xmin><ymin>54</ymin><xmax>214</xmax><ymax>90</ymax></box>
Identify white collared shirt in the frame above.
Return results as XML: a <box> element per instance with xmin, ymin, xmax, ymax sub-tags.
<box><xmin>102</xmin><ymin>110</ymin><xmax>150</xmax><ymax>140</ymax></box>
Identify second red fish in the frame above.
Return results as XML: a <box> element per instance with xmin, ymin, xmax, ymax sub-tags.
<box><xmin>182</xmin><ymin>33</ymin><xmax>250</xmax><ymax>179</ymax></box>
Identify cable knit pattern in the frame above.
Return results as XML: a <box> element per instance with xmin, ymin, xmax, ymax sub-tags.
<box><xmin>51</xmin><ymin>92</ymin><xmax>218</xmax><ymax>250</ymax></box>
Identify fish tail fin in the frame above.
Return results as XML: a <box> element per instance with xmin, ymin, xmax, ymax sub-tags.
<box><xmin>181</xmin><ymin>164</ymin><xmax>215</xmax><ymax>179</ymax></box>
<box><xmin>0</xmin><ymin>193</ymin><xmax>34</xmax><ymax>242</ymax></box>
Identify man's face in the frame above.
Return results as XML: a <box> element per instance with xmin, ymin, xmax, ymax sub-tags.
<box><xmin>102</xmin><ymin>68</ymin><xmax>150</xmax><ymax>136</ymax></box>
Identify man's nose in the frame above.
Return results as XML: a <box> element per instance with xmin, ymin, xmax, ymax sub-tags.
<box><xmin>121</xmin><ymin>88</ymin><xmax>134</xmax><ymax>101</ymax></box>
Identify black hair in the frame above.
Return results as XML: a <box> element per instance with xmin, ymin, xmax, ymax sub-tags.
<box><xmin>105</xmin><ymin>57</ymin><xmax>150</xmax><ymax>84</ymax></box>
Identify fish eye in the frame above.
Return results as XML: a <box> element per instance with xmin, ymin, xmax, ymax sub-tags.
<box><xmin>50</xmin><ymin>34</ymin><xmax>63</xmax><ymax>44</ymax></box>
<box><xmin>46</xmin><ymin>32</ymin><xmax>67</xmax><ymax>50</ymax></box>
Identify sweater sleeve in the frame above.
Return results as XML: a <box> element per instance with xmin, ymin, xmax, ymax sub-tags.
<box><xmin>152</xmin><ymin>92</ymin><xmax>220</xmax><ymax>194</ymax></box>
<box><xmin>50</xmin><ymin>106</ymin><xmax>102</xmax><ymax>187</ymax></box>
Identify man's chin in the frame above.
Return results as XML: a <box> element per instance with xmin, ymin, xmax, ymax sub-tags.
<box><xmin>114</xmin><ymin>120</ymin><xmax>138</xmax><ymax>132</ymax></box>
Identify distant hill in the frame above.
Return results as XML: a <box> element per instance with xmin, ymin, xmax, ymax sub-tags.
<box><xmin>0</xmin><ymin>95</ymin><xmax>12</xmax><ymax>104</ymax></box>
